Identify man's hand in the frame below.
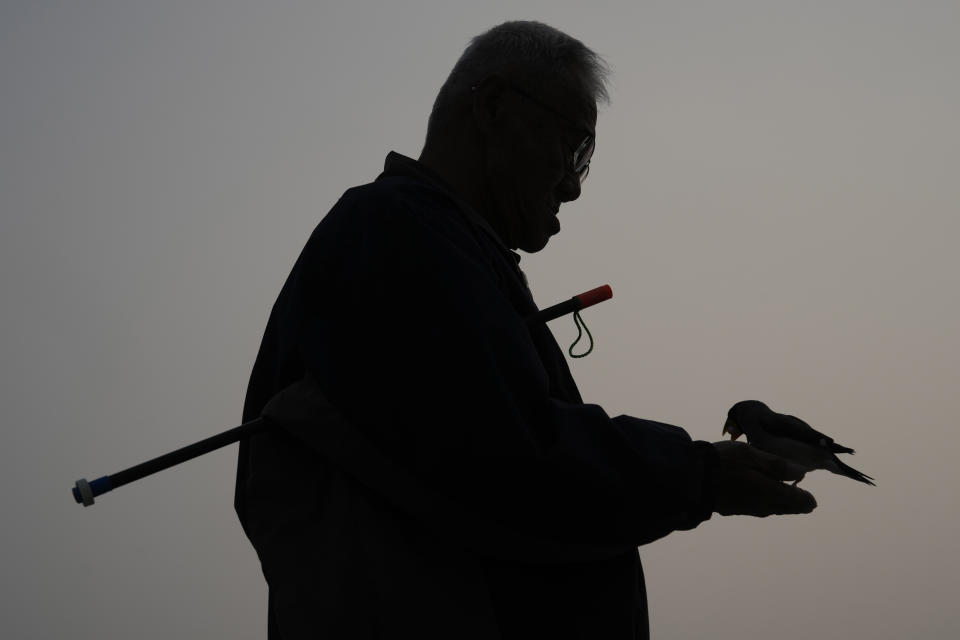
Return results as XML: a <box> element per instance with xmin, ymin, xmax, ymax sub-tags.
<box><xmin>712</xmin><ymin>441</ymin><xmax>817</xmax><ymax>517</ymax></box>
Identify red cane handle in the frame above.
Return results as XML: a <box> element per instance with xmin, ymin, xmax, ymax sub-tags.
<box><xmin>574</xmin><ymin>284</ymin><xmax>612</xmax><ymax>310</ymax></box>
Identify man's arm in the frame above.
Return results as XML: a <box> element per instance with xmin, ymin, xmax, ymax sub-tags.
<box><xmin>284</xmin><ymin>183</ymin><xmax>808</xmax><ymax>549</ymax></box>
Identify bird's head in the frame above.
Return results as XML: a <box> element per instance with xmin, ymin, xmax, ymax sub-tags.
<box><xmin>723</xmin><ymin>400</ymin><xmax>770</xmax><ymax>442</ymax></box>
<box><xmin>721</xmin><ymin>418</ymin><xmax>743</xmax><ymax>441</ymax></box>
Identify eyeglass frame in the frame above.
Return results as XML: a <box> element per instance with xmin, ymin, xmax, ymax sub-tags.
<box><xmin>471</xmin><ymin>81</ymin><xmax>595</xmax><ymax>185</ymax></box>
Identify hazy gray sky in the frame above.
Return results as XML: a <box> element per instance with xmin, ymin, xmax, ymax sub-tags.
<box><xmin>3</xmin><ymin>1</ymin><xmax>958</xmax><ymax>638</ymax></box>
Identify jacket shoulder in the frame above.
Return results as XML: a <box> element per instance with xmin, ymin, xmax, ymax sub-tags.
<box><xmin>304</xmin><ymin>176</ymin><xmax>487</xmax><ymax>265</ymax></box>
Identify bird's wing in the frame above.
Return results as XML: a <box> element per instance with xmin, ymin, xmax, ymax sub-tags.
<box><xmin>764</xmin><ymin>412</ymin><xmax>836</xmax><ymax>448</ymax></box>
<box><xmin>833</xmin><ymin>455</ymin><xmax>875</xmax><ymax>485</ymax></box>
<box><xmin>830</xmin><ymin>441</ymin><xmax>855</xmax><ymax>454</ymax></box>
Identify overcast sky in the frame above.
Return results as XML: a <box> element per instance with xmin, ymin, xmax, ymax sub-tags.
<box><xmin>2</xmin><ymin>1</ymin><xmax>958</xmax><ymax>638</ymax></box>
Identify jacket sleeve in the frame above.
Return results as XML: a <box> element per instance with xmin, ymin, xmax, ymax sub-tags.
<box><xmin>288</xmin><ymin>184</ymin><xmax>715</xmax><ymax>548</ymax></box>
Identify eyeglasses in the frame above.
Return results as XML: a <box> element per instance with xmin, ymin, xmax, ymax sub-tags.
<box><xmin>507</xmin><ymin>84</ymin><xmax>594</xmax><ymax>185</ymax></box>
<box><xmin>474</xmin><ymin>82</ymin><xmax>595</xmax><ymax>184</ymax></box>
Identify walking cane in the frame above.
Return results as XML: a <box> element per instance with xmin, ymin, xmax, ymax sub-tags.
<box><xmin>71</xmin><ymin>284</ymin><xmax>612</xmax><ymax>507</ymax></box>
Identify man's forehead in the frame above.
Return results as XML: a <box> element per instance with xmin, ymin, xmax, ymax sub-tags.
<box><xmin>578</xmin><ymin>105</ymin><xmax>598</xmax><ymax>137</ymax></box>
<box><xmin>567</xmin><ymin>105</ymin><xmax>597</xmax><ymax>140</ymax></box>
<box><xmin>542</xmin><ymin>85</ymin><xmax>598</xmax><ymax>135</ymax></box>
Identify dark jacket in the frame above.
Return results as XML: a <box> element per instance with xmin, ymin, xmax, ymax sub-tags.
<box><xmin>235</xmin><ymin>152</ymin><xmax>717</xmax><ymax>639</ymax></box>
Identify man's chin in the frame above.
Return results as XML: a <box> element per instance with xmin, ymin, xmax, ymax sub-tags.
<box><xmin>514</xmin><ymin>214</ymin><xmax>560</xmax><ymax>253</ymax></box>
<box><xmin>518</xmin><ymin>230</ymin><xmax>554</xmax><ymax>253</ymax></box>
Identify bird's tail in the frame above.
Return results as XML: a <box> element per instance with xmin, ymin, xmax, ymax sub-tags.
<box><xmin>834</xmin><ymin>457</ymin><xmax>875</xmax><ymax>486</ymax></box>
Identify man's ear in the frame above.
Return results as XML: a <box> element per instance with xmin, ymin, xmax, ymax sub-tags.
<box><xmin>471</xmin><ymin>74</ymin><xmax>509</xmax><ymax>135</ymax></box>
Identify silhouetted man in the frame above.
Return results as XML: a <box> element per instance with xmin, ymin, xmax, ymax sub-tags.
<box><xmin>235</xmin><ymin>21</ymin><xmax>815</xmax><ymax>640</ymax></box>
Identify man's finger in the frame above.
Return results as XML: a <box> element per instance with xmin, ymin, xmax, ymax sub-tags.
<box><xmin>768</xmin><ymin>458</ymin><xmax>807</xmax><ymax>483</ymax></box>
<box><xmin>780</xmin><ymin>485</ymin><xmax>816</xmax><ymax>513</ymax></box>
<box><xmin>741</xmin><ymin>469</ymin><xmax>817</xmax><ymax>516</ymax></box>
<box><xmin>762</xmin><ymin>481</ymin><xmax>817</xmax><ymax>516</ymax></box>
<box><xmin>729</xmin><ymin>442</ymin><xmax>808</xmax><ymax>482</ymax></box>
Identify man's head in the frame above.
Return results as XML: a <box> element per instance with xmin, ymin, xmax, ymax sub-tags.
<box><xmin>420</xmin><ymin>21</ymin><xmax>610</xmax><ymax>253</ymax></box>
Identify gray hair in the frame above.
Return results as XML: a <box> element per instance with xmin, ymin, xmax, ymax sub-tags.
<box><xmin>425</xmin><ymin>21</ymin><xmax>610</xmax><ymax>141</ymax></box>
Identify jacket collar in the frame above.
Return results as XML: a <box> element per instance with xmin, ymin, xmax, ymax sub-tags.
<box><xmin>378</xmin><ymin>151</ymin><xmax>524</xmax><ymax>273</ymax></box>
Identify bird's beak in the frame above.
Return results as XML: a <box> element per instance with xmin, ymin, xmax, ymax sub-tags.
<box><xmin>723</xmin><ymin>418</ymin><xmax>742</xmax><ymax>441</ymax></box>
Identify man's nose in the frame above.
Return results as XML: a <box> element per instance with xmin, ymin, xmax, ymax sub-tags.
<box><xmin>556</xmin><ymin>171</ymin><xmax>582</xmax><ymax>203</ymax></box>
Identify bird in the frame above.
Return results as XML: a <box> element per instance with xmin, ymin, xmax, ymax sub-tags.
<box><xmin>723</xmin><ymin>400</ymin><xmax>875</xmax><ymax>486</ymax></box>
